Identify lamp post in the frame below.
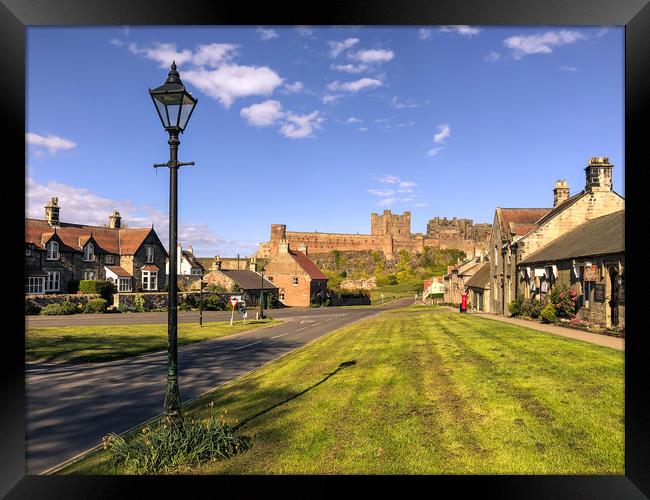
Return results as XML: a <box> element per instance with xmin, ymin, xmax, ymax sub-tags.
<box><xmin>259</xmin><ymin>265</ymin><xmax>266</xmax><ymax>319</ymax></box>
<box><xmin>149</xmin><ymin>61</ymin><xmax>198</xmax><ymax>425</ymax></box>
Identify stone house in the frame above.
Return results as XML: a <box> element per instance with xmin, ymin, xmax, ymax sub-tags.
<box><xmin>263</xmin><ymin>240</ymin><xmax>329</xmax><ymax>307</ymax></box>
<box><xmin>490</xmin><ymin>157</ymin><xmax>625</xmax><ymax>316</ymax></box>
<box><xmin>443</xmin><ymin>256</ymin><xmax>484</xmax><ymax>305</ymax></box>
<box><xmin>465</xmin><ymin>262</ymin><xmax>491</xmax><ymax>312</ymax></box>
<box><xmin>25</xmin><ymin>197</ymin><xmax>168</xmax><ymax>294</ymax></box>
<box><xmin>518</xmin><ymin>210</ymin><xmax>624</xmax><ymax>328</ymax></box>
<box><xmin>202</xmin><ymin>258</ymin><xmax>277</xmax><ymax>306</ymax></box>
<box><xmin>166</xmin><ymin>243</ymin><xmax>204</xmax><ymax>276</ymax></box>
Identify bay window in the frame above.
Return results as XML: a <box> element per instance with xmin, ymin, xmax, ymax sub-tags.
<box><xmin>118</xmin><ymin>277</ymin><xmax>132</xmax><ymax>292</ymax></box>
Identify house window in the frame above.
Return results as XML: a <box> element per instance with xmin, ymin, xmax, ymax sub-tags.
<box><xmin>142</xmin><ymin>270</ymin><xmax>158</xmax><ymax>291</ymax></box>
<box><xmin>279</xmin><ymin>292</ymin><xmax>285</xmax><ymax>301</ymax></box>
<box><xmin>45</xmin><ymin>271</ymin><xmax>60</xmax><ymax>292</ymax></box>
<box><xmin>268</xmin><ymin>276</ymin><xmax>273</xmax><ymax>282</ymax></box>
<box><xmin>118</xmin><ymin>277</ymin><xmax>132</xmax><ymax>292</ymax></box>
<box><xmin>47</xmin><ymin>241</ymin><xmax>59</xmax><ymax>260</ymax></box>
<box><xmin>26</xmin><ymin>276</ymin><xmax>45</xmax><ymax>294</ymax></box>
<box><xmin>292</xmin><ymin>276</ymin><xmax>299</xmax><ymax>286</ymax></box>
<box><xmin>146</xmin><ymin>246</ymin><xmax>155</xmax><ymax>263</ymax></box>
<box><xmin>83</xmin><ymin>243</ymin><xmax>95</xmax><ymax>261</ymax></box>
<box><xmin>26</xmin><ymin>246</ymin><xmax>32</xmax><ymax>257</ymax></box>
<box><xmin>83</xmin><ymin>271</ymin><xmax>96</xmax><ymax>280</ymax></box>
<box><xmin>105</xmin><ymin>254</ymin><xmax>115</xmax><ymax>264</ymax></box>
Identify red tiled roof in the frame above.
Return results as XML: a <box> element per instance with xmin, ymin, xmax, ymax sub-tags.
<box><xmin>497</xmin><ymin>208</ymin><xmax>552</xmax><ymax>238</ymax></box>
<box><xmin>105</xmin><ymin>266</ymin><xmax>132</xmax><ymax>277</ymax></box>
<box><xmin>288</xmin><ymin>250</ymin><xmax>328</xmax><ymax>280</ymax></box>
<box><xmin>25</xmin><ymin>218</ymin><xmax>157</xmax><ymax>256</ymax></box>
<box><xmin>142</xmin><ymin>264</ymin><xmax>160</xmax><ymax>271</ymax></box>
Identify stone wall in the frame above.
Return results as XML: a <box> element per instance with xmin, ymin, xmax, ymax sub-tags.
<box><xmin>26</xmin><ymin>293</ymin><xmax>101</xmax><ymax>308</ymax></box>
<box><xmin>340</xmin><ymin>277</ymin><xmax>377</xmax><ymax>290</ymax></box>
<box><xmin>113</xmin><ymin>291</ymin><xmax>227</xmax><ymax>310</ymax></box>
<box><xmin>331</xmin><ymin>295</ymin><xmax>371</xmax><ymax>306</ymax></box>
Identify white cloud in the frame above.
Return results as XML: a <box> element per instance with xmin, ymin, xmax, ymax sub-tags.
<box><xmin>368</xmin><ymin>189</ymin><xmax>394</xmax><ymax>196</ymax></box>
<box><xmin>346</xmin><ymin>116</ymin><xmax>362</xmax><ymax>123</ymax></box>
<box><xmin>240</xmin><ymin>100</ymin><xmax>285</xmax><ymax>127</ymax></box>
<box><xmin>279</xmin><ymin>111</ymin><xmax>324</xmax><ymax>139</ymax></box>
<box><xmin>427</xmin><ymin>147</ymin><xmax>444</xmax><ymax>157</ymax></box>
<box><xmin>328</xmin><ymin>38</ymin><xmax>360</xmax><ymax>58</ymax></box>
<box><xmin>503</xmin><ymin>30</ymin><xmax>587</xmax><ymax>59</ymax></box>
<box><xmin>391</xmin><ymin>96</ymin><xmax>419</xmax><ymax>109</ymax></box>
<box><xmin>433</xmin><ymin>124</ymin><xmax>451</xmax><ymax>144</ymax></box>
<box><xmin>327</xmin><ymin>78</ymin><xmax>383</xmax><ymax>93</ymax></box>
<box><xmin>358</xmin><ymin>127</ymin><xmax>368</xmax><ymax>132</ymax></box>
<box><xmin>397</xmin><ymin>121</ymin><xmax>415</xmax><ymax>128</ymax></box>
<box><xmin>349</xmin><ymin>49</ymin><xmax>394</xmax><ymax>64</ymax></box>
<box><xmin>418</xmin><ymin>28</ymin><xmax>432</xmax><ymax>40</ymax></box>
<box><xmin>284</xmin><ymin>81</ymin><xmax>304</xmax><ymax>93</ymax></box>
<box><xmin>377</xmin><ymin>198</ymin><xmax>396</xmax><ymax>207</ymax></box>
<box><xmin>257</xmin><ymin>28</ymin><xmax>279</xmax><ymax>41</ymax></box>
<box><xmin>26</xmin><ymin>178</ymin><xmax>257</xmax><ymax>255</ymax></box>
<box><xmin>330</xmin><ymin>63</ymin><xmax>368</xmax><ymax>74</ymax></box>
<box><xmin>377</xmin><ymin>175</ymin><xmax>400</xmax><ymax>184</ymax></box>
<box><xmin>485</xmin><ymin>51</ymin><xmax>501</xmax><ymax>62</ymax></box>
<box><xmin>183</xmin><ymin>64</ymin><xmax>283</xmax><ymax>108</ymax></box>
<box><xmin>26</xmin><ymin>133</ymin><xmax>76</xmax><ymax>156</ymax></box>
<box><xmin>440</xmin><ymin>25</ymin><xmax>480</xmax><ymax>37</ymax></box>
<box><xmin>192</xmin><ymin>43</ymin><xmax>239</xmax><ymax>67</ymax></box>
<box><xmin>128</xmin><ymin>42</ymin><xmax>194</xmax><ymax>68</ymax></box>
<box><xmin>596</xmin><ymin>28</ymin><xmax>609</xmax><ymax>38</ymax></box>
<box><xmin>399</xmin><ymin>181</ymin><xmax>416</xmax><ymax>189</ymax></box>
<box><xmin>296</xmin><ymin>26</ymin><xmax>315</xmax><ymax>38</ymax></box>
<box><xmin>558</xmin><ymin>65</ymin><xmax>578</xmax><ymax>72</ymax></box>
<box><xmin>322</xmin><ymin>94</ymin><xmax>343</xmax><ymax>105</ymax></box>
<box><xmin>413</xmin><ymin>203</ymin><xmax>428</xmax><ymax>208</ymax></box>
<box><xmin>109</xmin><ymin>38</ymin><xmax>125</xmax><ymax>47</ymax></box>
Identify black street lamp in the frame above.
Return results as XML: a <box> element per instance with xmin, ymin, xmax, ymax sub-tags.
<box><xmin>149</xmin><ymin>61</ymin><xmax>198</xmax><ymax>424</ymax></box>
<box><xmin>259</xmin><ymin>265</ymin><xmax>266</xmax><ymax>320</ymax></box>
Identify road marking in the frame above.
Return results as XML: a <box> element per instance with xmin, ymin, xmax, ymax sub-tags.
<box><xmin>295</xmin><ymin>327</ymin><xmax>308</xmax><ymax>332</ymax></box>
<box><xmin>233</xmin><ymin>341</ymin><xmax>261</xmax><ymax>350</ymax></box>
<box><xmin>271</xmin><ymin>332</ymin><xmax>290</xmax><ymax>339</ymax></box>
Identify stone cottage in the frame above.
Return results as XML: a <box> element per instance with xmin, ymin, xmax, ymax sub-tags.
<box><xmin>25</xmin><ymin>197</ymin><xmax>168</xmax><ymax>294</ymax></box>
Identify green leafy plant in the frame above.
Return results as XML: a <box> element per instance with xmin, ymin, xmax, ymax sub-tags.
<box><xmin>104</xmin><ymin>409</ymin><xmax>251</xmax><ymax>474</ymax></box>
<box><xmin>550</xmin><ymin>282</ymin><xmax>577</xmax><ymax>319</ymax></box>
<box><xmin>134</xmin><ymin>294</ymin><xmax>146</xmax><ymax>313</ymax></box>
<box><xmin>25</xmin><ymin>299</ymin><xmax>41</xmax><ymax>315</ymax></box>
<box><xmin>508</xmin><ymin>296</ymin><xmax>524</xmax><ymax>317</ymax></box>
<box><xmin>41</xmin><ymin>300</ymin><xmax>79</xmax><ymax>316</ymax></box>
<box><xmin>540</xmin><ymin>303</ymin><xmax>557</xmax><ymax>323</ymax></box>
<box><xmin>83</xmin><ymin>298</ymin><xmax>108</xmax><ymax>314</ymax></box>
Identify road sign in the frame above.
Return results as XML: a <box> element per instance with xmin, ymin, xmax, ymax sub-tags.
<box><xmin>230</xmin><ymin>296</ymin><xmax>239</xmax><ymax>307</ymax></box>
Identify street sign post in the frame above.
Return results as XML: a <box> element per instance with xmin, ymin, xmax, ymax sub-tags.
<box><xmin>229</xmin><ymin>296</ymin><xmax>239</xmax><ymax>326</ymax></box>
<box><xmin>239</xmin><ymin>301</ymin><xmax>247</xmax><ymax>325</ymax></box>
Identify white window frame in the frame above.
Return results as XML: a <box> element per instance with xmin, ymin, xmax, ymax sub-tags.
<box><xmin>47</xmin><ymin>241</ymin><xmax>60</xmax><ymax>260</ymax></box>
<box><xmin>142</xmin><ymin>270</ymin><xmax>158</xmax><ymax>291</ymax></box>
<box><xmin>118</xmin><ymin>277</ymin><xmax>132</xmax><ymax>292</ymax></box>
<box><xmin>279</xmin><ymin>292</ymin><xmax>285</xmax><ymax>301</ymax></box>
<box><xmin>26</xmin><ymin>276</ymin><xmax>45</xmax><ymax>294</ymax></box>
<box><xmin>146</xmin><ymin>246</ymin><xmax>155</xmax><ymax>263</ymax></box>
<box><xmin>26</xmin><ymin>246</ymin><xmax>32</xmax><ymax>257</ymax></box>
<box><xmin>105</xmin><ymin>254</ymin><xmax>115</xmax><ymax>264</ymax></box>
<box><xmin>83</xmin><ymin>271</ymin><xmax>96</xmax><ymax>281</ymax></box>
<box><xmin>45</xmin><ymin>271</ymin><xmax>60</xmax><ymax>292</ymax></box>
<box><xmin>83</xmin><ymin>243</ymin><xmax>95</xmax><ymax>262</ymax></box>
<box><xmin>292</xmin><ymin>276</ymin><xmax>299</xmax><ymax>286</ymax></box>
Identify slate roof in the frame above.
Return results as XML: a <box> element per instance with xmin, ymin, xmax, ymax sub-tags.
<box><xmin>182</xmin><ymin>251</ymin><xmax>204</xmax><ymax>270</ymax></box>
<box><xmin>520</xmin><ymin>210</ymin><xmax>624</xmax><ymax>264</ymax></box>
<box><xmin>25</xmin><ymin>219</ymin><xmax>165</xmax><ymax>256</ymax></box>
<box><xmin>465</xmin><ymin>262</ymin><xmax>491</xmax><ymax>289</ymax></box>
<box><xmin>289</xmin><ymin>249</ymin><xmax>329</xmax><ymax>280</ymax></box>
<box><xmin>221</xmin><ymin>270</ymin><xmax>277</xmax><ymax>290</ymax></box>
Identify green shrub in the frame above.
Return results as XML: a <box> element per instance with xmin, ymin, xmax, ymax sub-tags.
<box><xmin>83</xmin><ymin>298</ymin><xmax>108</xmax><ymax>314</ymax></box>
<box><xmin>549</xmin><ymin>282</ymin><xmax>577</xmax><ymax>318</ymax></box>
<box><xmin>336</xmin><ymin>289</ymin><xmax>370</xmax><ymax>299</ymax></box>
<box><xmin>41</xmin><ymin>300</ymin><xmax>79</xmax><ymax>316</ymax></box>
<box><xmin>508</xmin><ymin>295</ymin><xmax>525</xmax><ymax>317</ymax></box>
<box><xmin>528</xmin><ymin>298</ymin><xmax>544</xmax><ymax>318</ymax></box>
<box><xmin>540</xmin><ymin>303</ymin><xmax>557</xmax><ymax>323</ymax></box>
<box><xmin>78</xmin><ymin>280</ymin><xmax>98</xmax><ymax>294</ymax></box>
<box><xmin>339</xmin><ymin>270</ymin><xmax>347</xmax><ymax>278</ymax></box>
<box><xmin>203</xmin><ymin>294</ymin><xmax>225</xmax><ymax>311</ymax></box>
<box><xmin>206</xmin><ymin>284</ymin><xmax>227</xmax><ymax>293</ymax></box>
<box><xmin>96</xmin><ymin>281</ymin><xmax>117</xmax><ymax>302</ymax></box>
<box><xmin>105</xmin><ymin>412</ymin><xmax>251</xmax><ymax>475</ymax></box>
<box><xmin>25</xmin><ymin>299</ymin><xmax>41</xmax><ymax>315</ymax></box>
<box><xmin>134</xmin><ymin>294</ymin><xmax>146</xmax><ymax>312</ymax></box>
<box><xmin>117</xmin><ymin>303</ymin><xmax>131</xmax><ymax>313</ymax></box>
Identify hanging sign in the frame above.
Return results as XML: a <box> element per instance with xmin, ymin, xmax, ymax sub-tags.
<box><xmin>541</xmin><ymin>280</ymin><xmax>549</xmax><ymax>293</ymax></box>
<box><xmin>583</xmin><ymin>264</ymin><xmax>599</xmax><ymax>282</ymax></box>
<box><xmin>593</xmin><ymin>284</ymin><xmax>606</xmax><ymax>302</ymax></box>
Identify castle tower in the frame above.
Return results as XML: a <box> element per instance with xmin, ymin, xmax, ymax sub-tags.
<box><xmin>108</xmin><ymin>210</ymin><xmax>122</xmax><ymax>229</ymax></box>
<box><xmin>270</xmin><ymin>224</ymin><xmax>287</xmax><ymax>241</ymax></box>
<box><xmin>553</xmin><ymin>180</ymin><xmax>570</xmax><ymax>207</ymax></box>
<box><xmin>44</xmin><ymin>197</ymin><xmax>60</xmax><ymax>227</ymax></box>
<box><xmin>585</xmin><ymin>157</ymin><xmax>613</xmax><ymax>193</ymax></box>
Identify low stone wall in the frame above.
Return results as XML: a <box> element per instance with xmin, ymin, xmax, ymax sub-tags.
<box><xmin>340</xmin><ymin>278</ymin><xmax>377</xmax><ymax>290</ymax></box>
<box><xmin>331</xmin><ymin>296</ymin><xmax>371</xmax><ymax>306</ymax></box>
<box><xmin>113</xmin><ymin>291</ymin><xmax>228</xmax><ymax>310</ymax></box>
<box><xmin>25</xmin><ymin>293</ymin><xmax>101</xmax><ymax>308</ymax></box>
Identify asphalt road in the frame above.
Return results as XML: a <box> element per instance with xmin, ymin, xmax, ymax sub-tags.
<box><xmin>25</xmin><ymin>299</ymin><xmax>412</xmax><ymax>474</ymax></box>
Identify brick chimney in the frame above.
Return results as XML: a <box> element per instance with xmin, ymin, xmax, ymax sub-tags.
<box><xmin>279</xmin><ymin>239</ymin><xmax>289</xmax><ymax>254</ymax></box>
<box><xmin>249</xmin><ymin>257</ymin><xmax>257</xmax><ymax>271</ymax></box>
<box><xmin>585</xmin><ymin>157</ymin><xmax>613</xmax><ymax>193</ymax></box>
<box><xmin>108</xmin><ymin>210</ymin><xmax>121</xmax><ymax>228</ymax></box>
<box><xmin>44</xmin><ymin>197</ymin><xmax>60</xmax><ymax>227</ymax></box>
<box><xmin>212</xmin><ymin>255</ymin><xmax>222</xmax><ymax>270</ymax></box>
<box><xmin>553</xmin><ymin>180</ymin><xmax>570</xmax><ymax>207</ymax></box>
<box><xmin>296</xmin><ymin>243</ymin><xmax>308</xmax><ymax>255</ymax></box>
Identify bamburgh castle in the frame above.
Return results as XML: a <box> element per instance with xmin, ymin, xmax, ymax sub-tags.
<box><xmin>256</xmin><ymin>210</ymin><xmax>491</xmax><ymax>259</ymax></box>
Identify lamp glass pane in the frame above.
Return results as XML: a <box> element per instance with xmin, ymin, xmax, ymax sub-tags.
<box><xmin>179</xmin><ymin>101</ymin><xmax>195</xmax><ymax>130</ymax></box>
<box><xmin>167</xmin><ymin>102</ymin><xmax>181</xmax><ymax>128</ymax></box>
<box><xmin>154</xmin><ymin>98</ymin><xmax>170</xmax><ymax>128</ymax></box>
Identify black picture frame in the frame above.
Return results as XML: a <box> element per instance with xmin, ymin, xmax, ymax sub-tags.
<box><xmin>3</xmin><ymin>0</ymin><xmax>648</xmax><ymax>497</ymax></box>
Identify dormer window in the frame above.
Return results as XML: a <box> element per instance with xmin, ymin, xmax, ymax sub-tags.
<box><xmin>83</xmin><ymin>242</ymin><xmax>95</xmax><ymax>261</ymax></box>
<box><xmin>47</xmin><ymin>241</ymin><xmax>59</xmax><ymax>260</ymax></box>
<box><xmin>146</xmin><ymin>246</ymin><xmax>155</xmax><ymax>263</ymax></box>
<box><xmin>105</xmin><ymin>254</ymin><xmax>115</xmax><ymax>264</ymax></box>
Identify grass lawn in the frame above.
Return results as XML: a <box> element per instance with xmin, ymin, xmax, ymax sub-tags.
<box><xmin>61</xmin><ymin>306</ymin><xmax>623</xmax><ymax>474</ymax></box>
<box><xmin>26</xmin><ymin>319</ymin><xmax>279</xmax><ymax>365</ymax></box>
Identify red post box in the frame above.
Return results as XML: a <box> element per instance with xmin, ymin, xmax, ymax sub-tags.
<box><xmin>460</xmin><ymin>293</ymin><xmax>468</xmax><ymax>313</ymax></box>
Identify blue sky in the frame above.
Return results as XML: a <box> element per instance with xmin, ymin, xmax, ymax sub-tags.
<box><xmin>26</xmin><ymin>25</ymin><xmax>624</xmax><ymax>257</ymax></box>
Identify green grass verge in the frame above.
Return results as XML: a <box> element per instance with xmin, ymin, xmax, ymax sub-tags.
<box><xmin>60</xmin><ymin>307</ymin><xmax>623</xmax><ymax>474</ymax></box>
<box><xmin>26</xmin><ymin>319</ymin><xmax>279</xmax><ymax>365</ymax></box>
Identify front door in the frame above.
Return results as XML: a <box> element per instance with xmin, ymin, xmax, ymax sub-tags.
<box><xmin>609</xmin><ymin>267</ymin><xmax>619</xmax><ymax>327</ymax></box>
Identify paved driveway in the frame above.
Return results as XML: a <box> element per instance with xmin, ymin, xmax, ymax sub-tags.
<box><xmin>26</xmin><ymin>299</ymin><xmax>411</xmax><ymax>474</ymax></box>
